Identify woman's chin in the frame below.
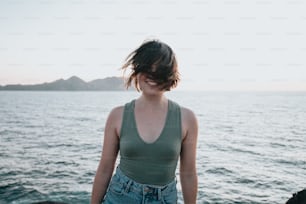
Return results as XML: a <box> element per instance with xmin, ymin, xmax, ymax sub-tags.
<box><xmin>141</xmin><ymin>87</ymin><xmax>163</xmax><ymax>95</ymax></box>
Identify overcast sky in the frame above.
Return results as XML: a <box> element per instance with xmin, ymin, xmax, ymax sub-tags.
<box><xmin>0</xmin><ymin>0</ymin><xmax>305</xmax><ymax>91</ymax></box>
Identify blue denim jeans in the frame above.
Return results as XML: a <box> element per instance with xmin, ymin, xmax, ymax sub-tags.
<box><xmin>103</xmin><ymin>167</ymin><xmax>178</xmax><ymax>204</ymax></box>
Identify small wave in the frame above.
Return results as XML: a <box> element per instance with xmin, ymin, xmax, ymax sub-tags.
<box><xmin>0</xmin><ymin>170</ymin><xmax>25</xmax><ymax>177</ymax></box>
<box><xmin>0</xmin><ymin>183</ymin><xmax>46</xmax><ymax>203</ymax></box>
<box><xmin>291</xmin><ymin>130</ymin><xmax>305</xmax><ymax>136</ymax></box>
<box><xmin>97</xmin><ymin>127</ymin><xmax>104</xmax><ymax>132</ymax></box>
<box><xmin>270</xmin><ymin>142</ymin><xmax>286</xmax><ymax>148</ymax></box>
<box><xmin>47</xmin><ymin>170</ymin><xmax>78</xmax><ymax>179</ymax></box>
<box><xmin>275</xmin><ymin>158</ymin><xmax>306</xmax><ymax>166</ymax></box>
<box><xmin>206</xmin><ymin>167</ymin><xmax>234</xmax><ymax>175</ymax></box>
<box><xmin>254</xmin><ymin>181</ymin><xmax>272</xmax><ymax>189</ymax></box>
<box><xmin>0</xmin><ymin>129</ymin><xmax>23</xmax><ymax>136</ymax></box>
<box><xmin>215</xmin><ymin>124</ymin><xmax>235</xmax><ymax>132</ymax></box>
<box><xmin>5</xmin><ymin>120</ymin><xmax>24</xmax><ymax>124</ymax></box>
<box><xmin>47</xmin><ymin>144</ymin><xmax>74</xmax><ymax>148</ymax></box>
<box><xmin>53</xmin><ymin>161</ymin><xmax>79</xmax><ymax>167</ymax></box>
<box><xmin>75</xmin><ymin>117</ymin><xmax>93</xmax><ymax>122</ymax></box>
<box><xmin>82</xmin><ymin>171</ymin><xmax>95</xmax><ymax>178</ymax></box>
<box><xmin>227</xmin><ymin>146</ymin><xmax>262</xmax><ymax>156</ymax></box>
<box><xmin>270</xmin><ymin>180</ymin><xmax>286</xmax><ymax>186</ymax></box>
<box><xmin>24</xmin><ymin>124</ymin><xmax>44</xmax><ymax>128</ymax></box>
<box><xmin>235</xmin><ymin>177</ymin><xmax>256</xmax><ymax>185</ymax></box>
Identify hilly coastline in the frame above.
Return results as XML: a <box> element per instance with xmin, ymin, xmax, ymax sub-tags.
<box><xmin>0</xmin><ymin>76</ymin><xmax>127</xmax><ymax>91</ymax></box>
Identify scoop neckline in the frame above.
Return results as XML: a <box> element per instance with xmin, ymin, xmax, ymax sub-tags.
<box><xmin>131</xmin><ymin>99</ymin><xmax>170</xmax><ymax>145</ymax></box>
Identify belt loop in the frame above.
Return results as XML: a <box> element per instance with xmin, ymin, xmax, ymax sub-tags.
<box><xmin>142</xmin><ymin>186</ymin><xmax>145</xmax><ymax>204</ymax></box>
<box><xmin>157</xmin><ymin>188</ymin><xmax>162</xmax><ymax>200</ymax></box>
<box><xmin>125</xmin><ymin>180</ymin><xmax>132</xmax><ymax>193</ymax></box>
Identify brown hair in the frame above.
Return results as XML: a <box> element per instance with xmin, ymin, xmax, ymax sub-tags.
<box><xmin>122</xmin><ymin>39</ymin><xmax>180</xmax><ymax>91</ymax></box>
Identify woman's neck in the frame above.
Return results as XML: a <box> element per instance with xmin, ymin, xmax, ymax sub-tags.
<box><xmin>137</xmin><ymin>94</ymin><xmax>167</xmax><ymax>108</ymax></box>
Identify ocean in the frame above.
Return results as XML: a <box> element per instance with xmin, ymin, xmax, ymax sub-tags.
<box><xmin>0</xmin><ymin>91</ymin><xmax>305</xmax><ymax>204</ymax></box>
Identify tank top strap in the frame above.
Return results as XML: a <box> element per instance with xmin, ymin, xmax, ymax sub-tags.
<box><xmin>167</xmin><ymin>100</ymin><xmax>181</xmax><ymax>125</ymax></box>
<box><xmin>120</xmin><ymin>100</ymin><xmax>136</xmax><ymax>139</ymax></box>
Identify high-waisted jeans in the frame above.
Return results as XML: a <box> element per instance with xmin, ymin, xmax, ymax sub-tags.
<box><xmin>103</xmin><ymin>167</ymin><xmax>178</xmax><ymax>204</ymax></box>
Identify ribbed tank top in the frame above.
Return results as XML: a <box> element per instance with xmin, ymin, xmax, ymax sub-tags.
<box><xmin>119</xmin><ymin>99</ymin><xmax>182</xmax><ymax>186</ymax></box>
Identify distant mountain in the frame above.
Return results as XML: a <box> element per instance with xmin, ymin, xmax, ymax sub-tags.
<box><xmin>0</xmin><ymin>76</ymin><xmax>128</xmax><ymax>91</ymax></box>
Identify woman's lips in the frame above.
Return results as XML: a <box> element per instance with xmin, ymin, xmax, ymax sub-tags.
<box><xmin>145</xmin><ymin>80</ymin><xmax>158</xmax><ymax>86</ymax></box>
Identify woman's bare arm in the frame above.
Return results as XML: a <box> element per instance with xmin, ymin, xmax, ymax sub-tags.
<box><xmin>91</xmin><ymin>107</ymin><xmax>123</xmax><ymax>204</ymax></box>
<box><xmin>180</xmin><ymin>108</ymin><xmax>198</xmax><ymax>204</ymax></box>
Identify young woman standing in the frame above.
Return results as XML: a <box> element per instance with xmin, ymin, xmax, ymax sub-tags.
<box><xmin>91</xmin><ymin>40</ymin><xmax>198</xmax><ymax>204</ymax></box>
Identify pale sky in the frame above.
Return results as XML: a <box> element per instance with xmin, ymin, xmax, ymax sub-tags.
<box><xmin>0</xmin><ymin>0</ymin><xmax>306</xmax><ymax>91</ymax></box>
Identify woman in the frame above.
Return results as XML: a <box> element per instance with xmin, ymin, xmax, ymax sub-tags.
<box><xmin>91</xmin><ymin>40</ymin><xmax>198</xmax><ymax>204</ymax></box>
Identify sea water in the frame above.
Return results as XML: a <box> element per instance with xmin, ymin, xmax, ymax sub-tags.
<box><xmin>0</xmin><ymin>91</ymin><xmax>305</xmax><ymax>204</ymax></box>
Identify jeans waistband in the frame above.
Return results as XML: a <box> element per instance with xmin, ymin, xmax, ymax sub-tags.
<box><xmin>114</xmin><ymin>166</ymin><xmax>177</xmax><ymax>197</ymax></box>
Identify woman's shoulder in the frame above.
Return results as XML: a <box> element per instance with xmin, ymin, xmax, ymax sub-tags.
<box><xmin>105</xmin><ymin>105</ymin><xmax>124</xmax><ymax>135</ymax></box>
<box><xmin>176</xmin><ymin>104</ymin><xmax>198</xmax><ymax>140</ymax></box>
<box><xmin>109</xmin><ymin>105</ymin><xmax>124</xmax><ymax>119</ymax></box>
<box><xmin>109</xmin><ymin>100</ymin><xmax>134</xmax><ymax>116</ymax></box>
<box><xmin>180</xmin><ymin>106</ymin><xmax>197</xmax><ymax>122</ymax></box>
<box><xmin>167</xmin><ymin>99</ymin><xmax>196</xmax><ymax>120</ymax></box>
<box><xmin>111</xmin><ymin>105</ymin><xmax>124</xmax><ymax>112</ymax></box>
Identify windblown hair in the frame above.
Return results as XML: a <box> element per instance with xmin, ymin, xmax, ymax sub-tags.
<box><xmin>122</xmin><ymin>39</ymin><xmax>180</xmax><ymax>91</ymax></box>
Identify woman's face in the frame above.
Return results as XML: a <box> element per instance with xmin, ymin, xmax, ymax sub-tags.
<box><xmin>137</xmin><ymin>73</ymin><xmax>164</xmax><ymax>95</ymax></box>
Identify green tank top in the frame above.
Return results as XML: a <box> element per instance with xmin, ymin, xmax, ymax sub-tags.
<box><xmin>119</xmin><ymin>99</ymin><xmax>182</xmax><ymax>186</ymax></box>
